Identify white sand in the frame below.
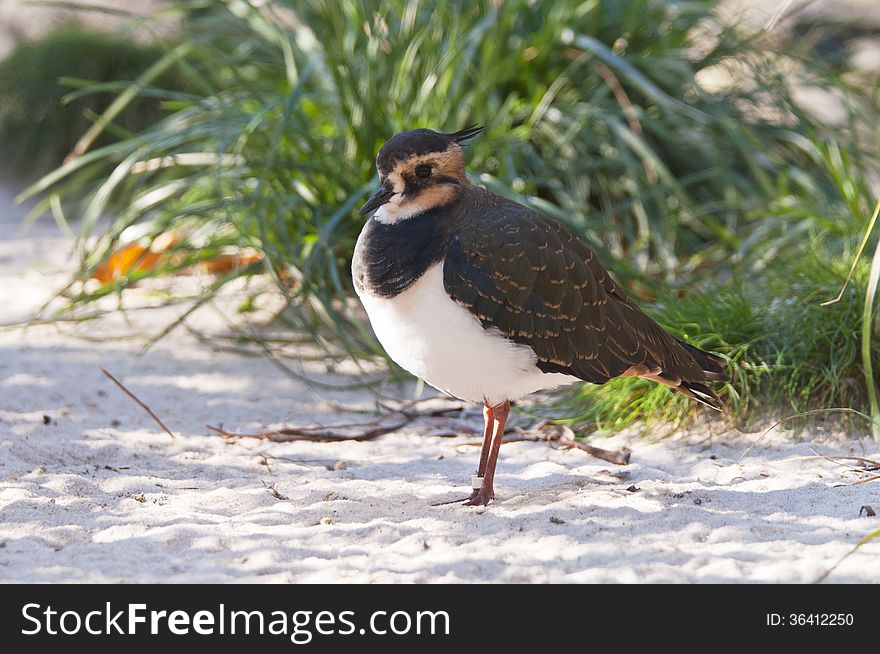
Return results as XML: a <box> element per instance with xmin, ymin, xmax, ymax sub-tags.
<box><xmin>1</xmin><ymin>184</ymin><xmax>878</xmax><ymax>583</ymax></box>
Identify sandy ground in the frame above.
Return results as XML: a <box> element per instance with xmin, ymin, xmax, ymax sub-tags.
<box><xmin>1</xmin><ymin>185</ymin><xmax>879</xmax><ymax>584</ymax></box>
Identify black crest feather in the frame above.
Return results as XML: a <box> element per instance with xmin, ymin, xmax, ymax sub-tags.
<box><xmin>445</xmin><ymin>124</ymin><xmax>483</xmax><ymax>144</ymax></box>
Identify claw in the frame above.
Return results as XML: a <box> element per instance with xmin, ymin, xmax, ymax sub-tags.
<box><xmin>431</xmin><ymin>487</ymin><xmax>494</xmax><ymax>506</ymax></box>
<box><xmin>463</xmin><ymin>488</ymin><xmax>494</xmax><ymax>506</ymax></box>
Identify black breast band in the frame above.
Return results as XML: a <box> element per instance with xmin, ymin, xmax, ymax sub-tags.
<box><xmin>352</xmin><ymin>207</ymin><xmax>458</xmax><ymax>298</ymax></box>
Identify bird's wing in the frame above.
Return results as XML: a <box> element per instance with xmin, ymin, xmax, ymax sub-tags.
<box><xmin>442</xmin><ymin>202</ymin><xmax>709</xmax><ymax>386</ymax></box>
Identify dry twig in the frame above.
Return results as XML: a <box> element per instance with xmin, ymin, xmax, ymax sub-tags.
<box><xmin>559</xmin><ymin>436</ymin><xmax>631</xmax><ymax>465</ymax></box>
<box><xmin>779</xmin><ymin>453</ymin><xmax>880</xmax><ymax>487</ymax></box>
<box><xmin>461</xmin><ymin>421</ymin><xmax>631</xmax><ymax>465</ymax></box>
<box><xmin>100</xmin><ymin>366</ymin><xmax>175</xmax><ymax>439</ymax></box>
<box><xmin>207</xmin><ymin>399</ymin><xmax>629</xmax><ymax>465</ymax></box>
<box><xmin>206</xmin><ymin>419</ymin><xmax>409</xmax><ymax>442</ymax></box>
<box><xmin>739</xmin><ymin>407</ymin><xmax>875</xmax><ymax>462</ymax></box>
<box><xmin>206</xmin><ymin>400</ymin><xmax>466</xmax><ymax>443</ymax></box>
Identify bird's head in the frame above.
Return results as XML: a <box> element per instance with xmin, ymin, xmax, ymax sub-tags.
<box><xmin>359</xmin><ymin>125</ymin><xmax>482</xmax><ymax>223</ymax></box>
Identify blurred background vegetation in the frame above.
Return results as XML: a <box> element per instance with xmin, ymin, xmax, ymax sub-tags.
<box><xmin>5</xmin><ymin>0</ymin><xmax>880</xmax><ymax>437</ymax></box>
<box><xmin>0</xmin><ymin>24</ymin><xmax>186</xmax><ymax>179</ymax></box>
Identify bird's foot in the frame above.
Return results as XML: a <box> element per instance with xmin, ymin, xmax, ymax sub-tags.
<box><xmin>431</xmin><ymin>477</ymin><xmax>495</xmax><ymax>506</ymax></box>
<box><xmin>463</xmin><ymin>484</ymin><xmax>494</xmax><ymax>506</ymax></box>
<box><xmin>463</xmin><ymin>489</ymin><xmax>494</xmax><ymax>506</ymax></box>
<box><xmin>430</xmin><ymin>490</ymin><xmax>493</xmax><ymax>506</ymax></box>
<box><xmin>431</xmin><ymin>491</ymin><xmax>494</xmax><ymax>507</ymax></box>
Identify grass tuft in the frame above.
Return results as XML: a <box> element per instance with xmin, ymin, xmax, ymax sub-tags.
<box><xmin>12</xmin><ymin>0</ymin><xmax>880</xmax><ymax>435</ymax></box>
<box><xmin>548</xmin><ymin>228</ymin><xmax>880</xmax><ymax>435</ymax></box>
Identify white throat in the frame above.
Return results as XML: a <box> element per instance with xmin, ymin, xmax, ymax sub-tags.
<box><xmin>372</xmin><ymin>196</ymin><xmax>428</xmax><ymax>225</ymax></box>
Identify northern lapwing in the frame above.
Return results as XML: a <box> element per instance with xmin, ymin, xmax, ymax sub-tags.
<box><xmin>352</xmin><ymin>126</ymin><xmax>728</xmax><ymax>506</ymax></box>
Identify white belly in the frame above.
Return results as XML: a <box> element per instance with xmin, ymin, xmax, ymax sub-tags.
<box><xmin>355</xmin><ymin>263</ymin><xmax>579</xmax><ymax>405</ymax></box>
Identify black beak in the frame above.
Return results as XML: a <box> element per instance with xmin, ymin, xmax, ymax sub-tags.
<box><xmin>359</xmin><ymin>185</ymin><xmax>394</xmax><ymax>216</ymax></box>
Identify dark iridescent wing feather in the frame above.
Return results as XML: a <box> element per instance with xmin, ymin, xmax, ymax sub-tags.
<box><xmin>442</xmin><ymin>200</ymin><xmax>728</xmax><ymax>404</ymax></box>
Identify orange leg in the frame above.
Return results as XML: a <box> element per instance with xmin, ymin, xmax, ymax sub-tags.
<box><xmin>465</xmin><ymin>400</ymin><xmax>510</xmax><ymax>506</ymax></box>
<box><xmin>476</xmin><ymin>403</ymin><xmax>494</xmax><ymax>477</ymax></box>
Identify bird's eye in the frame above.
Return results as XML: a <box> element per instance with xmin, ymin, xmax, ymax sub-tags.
<box><xmin>415</xmin><ymin>164</ymin><xmax>432</xmax><ymax>179</ymax></box>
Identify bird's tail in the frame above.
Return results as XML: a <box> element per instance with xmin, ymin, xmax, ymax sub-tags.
<box><xmin>640</xmin><ymin>340</ymin><xmax>729</xmax><ymax>411</ymax></box>
<box><xmin>642</xmin><ymin>372</ymin><xmax>724</xmax><ymax>411</ymax></box>
<box><xmin>670</xmin><ymin>340</ymin><xmax>728</xmax><ymax>410</ymax></box>
<box><xmin>675</xmin><ymin>380</ymin><xmax>724</xmax><ymax>411</ymax></box>
<box><xmin>676</xmin><ymin>339</ymin><xmax>729</xmax><ymax>382</ymax></box>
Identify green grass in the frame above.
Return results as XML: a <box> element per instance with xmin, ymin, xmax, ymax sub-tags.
<box><xmin>13</xmin><ymin>0</ymin><xmax>880</xmax><ymax>436</ymax></box>
<box><xmin>544</xmin><ymin>233</ymin><xmax>880</xmax><ymax>435</ymax></box>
